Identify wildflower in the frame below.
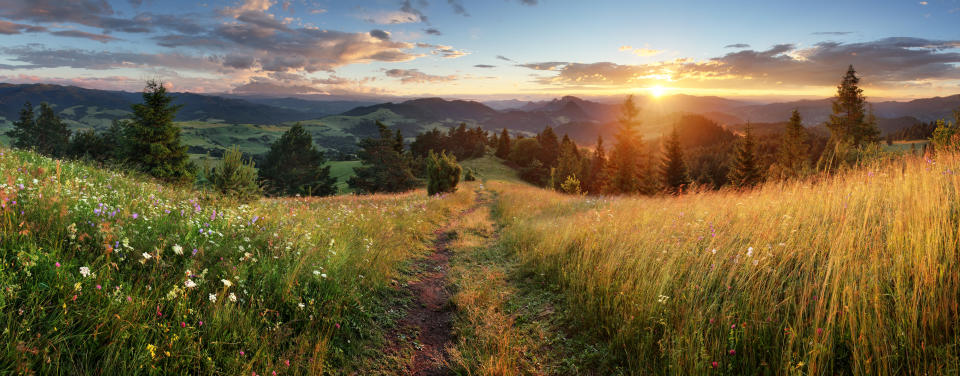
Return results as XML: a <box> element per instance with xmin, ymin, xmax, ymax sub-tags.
<box><xmin>199</xmin><ymin>321</ymin><xmax>203</xmax><ymax>326</ymax></box>
<box><xmin>184</xmin><ymin>280</ymin><xmax>197</xmax><ymax>288</ymax></box>
<box><xmin>172</xmin><ymin>244</ymin><xmax>183</xmax><ymax>256</ymax></box>
<box><xmin>208</xmin><ymin>294</ymin><xmax>217</xmax><ymax>303</ymax></box>
<box><xmin>746</xmin><ymin>247</ymin><xmax>754</xmax><ymax>257</ymax></box>
<box><xmin>335</xmin><ymin>323</ymin><xmax>340</xmax><ymax>329</ymax></box>
<box><xmin>298</xmin><ymin>303</ymin><xmax>305</xmax><ymax>309</ymax></box>
<box><xmin>711</xmin><ymin>361</ymin><xmax>718</xmax><ymax>368</ymax></box>
<box><xmin>239</xmin><ymin>350</ymin><xmax>245</xmax><ymax>356</ymax></box>
<box><xmin>79</xmin><ymin>266</ymin><xmax>91</xmax><ymax>278</ymax></box>
<box><xmin>657</xmin><ymin>294</ymin><xmax>669</xmax><ymax>304</ymax></box>
<box><xmin>181</xmin><ymin>322</ymin><xmax>186</xmax><ymax>328</ymax></box>
<box><xmin>229</xmin><ymin>293</ymin><xmax>237</xmax><ymax>302</ymax></box>
<box><xmin>132</xmin><ymin>213</ymin><xmax>138</xmax><ymax>219</ymax></box>
<box><xmin>221</xmin><ymin>279</ymin><xmax>233</xmax><ymax>287</ymax></box>
<box><xmin>96</xmin><ymin>284</ymin><xmax>102</xmax><ymax>290</ymax></box>
<box><xmin>142</xmin><ymin>252</ymin><xmax>152</xmax><ymax>260</ymax></box>
<box><xmin>146</xmin><ymin>344</ymin><xmax>157</xmax><ymax>359</ymax></box>
<box><xmin>728</xmin><ymin>349</ymin><xmax>736</xmax><ymax>355</ymax></box>
<box><xmin>816</xmin><ymin>327</ymin><xmax>824</xmax><ymax>335</ymax></box>
<box><xmin>284</xmin><ymin>360</ymin><xmax>290</xmax><ymax>366</ymax></box>
<box><xmin>192</xmin><ymin>248</ymin><xmax>199</xmax><ymax>256</ymax></box>
<box><xmin>55</xmin><ymin>262</ymin><xmax>61</xmax><ymax>268</ymax></box>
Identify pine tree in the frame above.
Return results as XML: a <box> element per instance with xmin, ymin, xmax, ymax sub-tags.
<box><xmin>426</xmin><ymin>150</ymin><xmax>461</xmax><ymax>195</ymax></box>
<box><xmin>35</xmin><ymin>103</ymin><xmax>71</xmax><ymax>157</ymax></box>
<box><xmin>610</xmin><ymin>95</ymin><xmax>645</xmax><ymax>194</ymax></box>
<box><xmin>127</xmin><ymin>80</ymin><xmax>193</xmax><ymax>183</ymax></box>
<box><xmin>348</xmin><ymin>121</ymin><xmax>419</xmax><ymax>193</ymax></box>
<box><xmin>586</xmin><ymin>135</ymin><xmax>609</xmax><ymax>195</ymax></box>
<box><xmin>208</xmin><ymin>146</ymin><xmax>262</xmax><ymax>202</ymax></box>
<box><xmin>827</xmin><ymin>65</ymin><xmax>878</xmax><ymax>147</ymax></box>
<box><xmin>537</xmin><ymin>126</ymin><xmax>560</xmax><ymax>167</ymax></box>
<box><xmin>728</xmin><ymin>123</ymin><xmax>762</xmax><ymax>188</ymax></box>
<box><xmin>495</xmin><ymin>128</ymin><xmax>511</xmax><ymax>159</ymax></box>
<box><xmin>659</xmin><ymin>125</ymin><xmax>688</xmax><ymax>193</ymax></box>
<box><xmin>260</xmin><ymin>123</ymin><xmax>336</xmax><ymax>196</ymax></box>
<box><xmin>552</xmin><ymin>138</ymin><xmax>583</xmax><ymax>191</ymax></box>
<box><xmin>6</xmin><ymin>102</ymin><xmax>37</xmax><ymax>150</ymax></box>
<box><xmin>775</xmin><ymin>109</ymin><xmax>810</xmax><ymax>179</ymax></box>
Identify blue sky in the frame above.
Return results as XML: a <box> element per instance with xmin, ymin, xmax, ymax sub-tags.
<box><xmin>0</xmin><ymin>0</ymin><xmax>958</xmax><ymax>100</ymax></box>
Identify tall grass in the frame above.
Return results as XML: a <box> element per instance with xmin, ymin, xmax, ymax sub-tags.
<box><xmin>491</xmin><ymin>154</ymin><xmax>959</xmax><ymax>374</ymax></box>
<box><xmin>0</xmin><ymin>147</ymin><xmax>473</xmax><ymax>374</ymax></box>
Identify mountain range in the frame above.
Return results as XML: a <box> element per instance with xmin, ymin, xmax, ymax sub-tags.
<box><xmin>0</xmin><ymin>83</ymin><xmax>957</xmax><ymax>156</ymax></box>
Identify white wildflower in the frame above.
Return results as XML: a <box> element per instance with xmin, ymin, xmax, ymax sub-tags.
<box><xmin>142</xmin><ymin>252</ymin><xmax>152</xmax><ymax>260</ymax></box>
<box><xmin>297</xmin><ymin>303</ymin><xmax>305</xmax><ymax>309</ymax></box>
<box><xmin>746</xmin><ymin>247</ymin><xmax>754</xmax><ymax>257</ymax></box>
<box><xmin>172</xmin><ymin>244</ymin><xmax>183</xmax><ymax>255</ymax></box>
<box><xmin>184</xmin><ymin>280</ymin><xmax>197</xmax><ymax>288</ymax></box>
<box><xmin>228</xmin><ymin>293</ymin><xmax>237</xmax><ymax>302</ymax></box>
<box><xmin>208</xmin><ymin>293</ymin><xmax>217</xmax><ymax>303</ymax></box>
<box><xmin>79</xmin><ymin>266</ymin><xmax>91</xmax><ymax>278</ymax></box>
<box><xmin>221</xmin><ymin>279</ymin><xmax>233</xmax><ymax>287</ymax></box>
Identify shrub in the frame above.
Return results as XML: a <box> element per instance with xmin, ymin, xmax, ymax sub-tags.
<box><xmin>426</xmin><ymin>150</ymin><xmax>462</xmax><ymax>195</ymax></box>
<box><xmin>464</xmin><ymin>168</ymin><xmax>478</xmax><ymax>181</ymax></box>
<box><xmin>206</xmin><ymin>146</ymin><xmax>262</xmax><ymax>202</ymax></box>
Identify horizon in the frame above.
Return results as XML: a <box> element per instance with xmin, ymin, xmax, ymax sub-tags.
<box><xmin>0</xmin><ymin>1</ymin><xmax>959</xmax><ymax>101</ymax></box>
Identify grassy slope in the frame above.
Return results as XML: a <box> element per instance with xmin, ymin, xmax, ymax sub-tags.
<box><xmin>0</xmin><ymin>147</ymin><xmax>475</xmax><ymax>374</ymax></box>
<box><xmin>487</xmin><ymin>154</ymin><xmax>960</xmax><ymax>374</ymax></box>
<box><xmin>327</xmin><ymin>160</ymin><xmax>362</xmax><ymax>194</ymax></box>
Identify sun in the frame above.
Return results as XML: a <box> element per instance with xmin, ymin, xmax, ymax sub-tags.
<box><xmin>648</xmin><ymin>85</ymin><xmax>667</xmax><ymax>98</ymax></box>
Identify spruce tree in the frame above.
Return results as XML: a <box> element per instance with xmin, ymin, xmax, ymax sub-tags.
<box><xmin>552</xmin><ymin>139</ymin><xmax>583</xmax><ymax>191</ymax></box>
<box><xmin>728</xmin><ymin>123</ymin><xmax>762</xmax><ymax>188</ymax></box>
<box><xmin>348</xmin><ymin>121</ymin><xmax>419</xmax><ymax>193</ymax></box>
<box><xmin>6</xmin><ymin>102</ymin><xmax>37</xmax><ymax>150</ymax></box>
<box><xmin>495</xmin><ymin>128</ymin><xmax>511</xmax><ymax>159</ymax></box>
<box><xmin>659</xmin><ymin>125</ymin><xmax>688</xmax><ymax>193</ymax></box>
<box><xmin>586</xmin><ymin>135</ymin><xmax>609</xmax><ymax>195</ymax></box>
<box><xmin>537</xmin><ymin>126</ymin><xmax>560</xmax><ymax>167</ymax></box>
<box><xmin>827</xmin><ymin>65</ymin><xmax>878</xmax><ymax>147</ymax></box>
<box><xmin>776</xmin><ymin>109</ymin><xmax>809</xmax><ymax>179</ymax></box>
<box><xmin>260</xmin><ymin>123</ymin><xmax>336</xmax><ymax>196</ymax></box>
<box><xmin>208</xmin><ymin>145</ymin><xmax>262</xmax><ymax>202</ymax></box>
<box><xmin>426</xmin><ymin>150</ymin><xmax>461</xmax><ymax>195</ymax></box>
<box><xmin>127</xmin><ymin>80</ymin><xmax>193</xmax><ymax>183</ymax></box>
<box><xmin>610</xmin><ymin>95</ymin><xmax>645</xmax><ymax>194</ymax></box>
<box><xmin>35</xmin><ymin>103</ymin><xmax>71</xmax><ymax>157</ymax></box>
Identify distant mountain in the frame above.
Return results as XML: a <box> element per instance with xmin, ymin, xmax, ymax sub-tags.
<box><xmin>727</xmin><ymin>95</ymin><xmax>960</xmax><ymax>125</ymax></box>
<box><xmin>342</xmin><ymin>98</ymin><xmax>500</xmax><ymax>123</ymax></box>
<box><xmin>0</xmin><ymin>83</ymin><xmax>327</xmax><ymax>126</ymax></box>
<box><xmin>482</xmin><ymin>99</ymin><xmax>532</xmax><ymax>111</ymax></box>
<box><xmin>223</xmin><ymin>95</ymin><xmax>377</xmax><ymax>115</ymax></box>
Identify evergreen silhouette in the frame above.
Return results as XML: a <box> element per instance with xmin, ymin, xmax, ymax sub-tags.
<box><xmin>827</xmin><ymin>65</ymin><xmax>879</xmax><ymax>147</ymax></box>
<box><xmin>537</xmin><ymin>126</ymin><xmax>560</xmax><ymax>167</ymax></box>
<box><xmin>35</xmin><ymin>103</ymin><xmax>71</xmax><ymax>157</ymax></box>
<box><xmin>609</xmin><ymin>95</ymin><xmax>646</xmax><ymax>194</ymax></box>
<box><xmin>495</xmin><ymin>128</ymin><xmax>511</xmax><ymax>159</ymax></box>
<box><xmin>126</xmin><ymin>80</ymin><xmax>193</xmax><ymax>183</ymax></box>
<box><xmin>348</xmin><ymin>121</ymin><xmax>419</xmax><ymax>193</ymax></box>
<box><xmin>776</xmin><ymin>109</ymin><xmax>809</xmax><ymax>179</ymax></box>
<box><xmin>426</xmin><ymin>150</ymin><xmax>461</xmax><ymax>195</ymax></box>
<box><xmin>260</xmin><ymin>123</ymin><xmax>336</xmax><ymax>196</ymax></box>
<box><xmin>6</xmin><ymin>102</ymin><xmax>37</xmax><ymax>150</ymax></box>
<box><xmin>728</xmin><ymin>123</ymin><xmax>762</xmax><ymax>188</ymax></box>
<box><xmin>586</xmin><ymin>135</ymin><xmax>609</xmax><ymax>194</ymax></box>
<box><xmin>659</xmin><ymin>125</ymin><xmax>688</xmax><ymax>192</ymax></box>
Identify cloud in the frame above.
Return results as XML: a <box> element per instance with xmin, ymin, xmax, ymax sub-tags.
<box><xmin>633</xmin><ymin>48</ymin><xmax>662</xmax><ymax>57</ymax></box>
<box><xmin>0</xmin><ymin>44</ymin><xmax>224</xmax><ymax>72</ymax></box>
<box><xmin>474</xmin><ymin>64</ymin><xmax>495</xmax><ymax>68</ymax></box>
<box><xmin>424</xmin><ymin>27</ymin><xmax>442</xmax><ymax>35</ymax></box>
<box><xmin>813</xmin><ymin>31</ymin><xmax>853</xmax><ymax>35</ymax></box>
<box><xmin>448</xmin><ymin>0</ymin><xmax>469</xmax><ymax>16</ymax></box>
<box><xmin>50</xmin><ymin>30</ymin><xmax>118</xmax><ymax>43</ymax></box>
<box><xmin>0</xmin><ymin>19</ymin><xmax>46</xmax><ymax>34</ymax></box>
<box><xmin>724</xmin><ymin>43</ymin><xmax>750</xmax><ymax>48</ymax></box>
<box><xmin>400</xmin><ymin>0</ymin><xmax>428</xmax><ymax>23</ymax></box>
<box><xmin>417</xmin><ymin>43</ymin><xmax>469</xmax><ymax>58</ymax></box>
<box><xmin>496</xmin><ymin>55</ymin><xmax>514</xmax><ymax>62</ymax></box>
<box><xmin>369</xmin><ymin>29</ymin><xmax>391</xmax><ymax>40</ymax></box>
<box><xmin>619</xmin><ymin>45</ymin><xmax>633</xmax><ymax>52</ymax></box>
<box><xmin>519</xmin><ymin>38</ymin><xmax>960</xmax><ymax>90</ymax></box>
<box><xmin>516</xmin><ymin>0</ymin><xmax>538</xmax><ymax>5</ymax></box>
<box><xmin>363</xmin><ymin>10</ymin><xmax>422</xmax><ymax>24</ymax></box>
<box><xmin>384</xmin><ymin>68</ymin><xmax>456</xmax><ymax>84</ymax></box>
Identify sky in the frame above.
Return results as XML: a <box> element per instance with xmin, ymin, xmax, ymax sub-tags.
<box><xmin>0</xmin><ymin>0</ymin><xmax>958</xmax><ymax>101</ymax></box>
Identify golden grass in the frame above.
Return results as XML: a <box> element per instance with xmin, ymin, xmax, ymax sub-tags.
<box><xmin>489</xmin><ymin>154</ymin><xmax>960</xmax><ymax>374</ymax></box>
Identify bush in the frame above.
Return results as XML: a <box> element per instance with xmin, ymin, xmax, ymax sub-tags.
<box><xmin>463</xmin><ymin>168</ymin><xmax>478</xmax><ymax>181</ymax></box>
<box><xmin>426</xmin><ymin>150</ymin><xmax>462</xmax><ymax>195</ymax></box>
<box><xmin>205</xmin><ymin>146</ymin><xmax>262</xmax><ymax>202</ymax></box>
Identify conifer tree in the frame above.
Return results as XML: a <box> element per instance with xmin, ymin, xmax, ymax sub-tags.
<box><xmin>586</xmin><ymin>135</ymin><xmax>609</xmax><ymax>194</ymax></box>
<box><xmin>426</xmin><ymin>150</ymin><xmax>461</xmax><ymax>195</ymax></box>
<box><xmin>35</xmin><ymin>103</ymin><xmax>71</xmax><ymax>157</ymax></box>
<box><xmin>659</xmin><ymin>125</ymin><xmax>688</xmax><ymax>192</ymax></box>
<box><xmin>728</xmin><ymin>123</ymin><xmax>762</xmax><ymax>188</ymax></box>
<box><xmin>126</xmin><ymin>80</ymin><xmax>193</xmax><ymax>183</ymax></box>
<box><xmin>610</xmin><ymin>95</ymin><xmax>645</xmax><ymax>194</ymax></box>
<box><xmin>495</xmin><ymin>128</ymin><xmax>511</xmax><ymax>159</ymax></box>
<box><xmin>776</xmin><ymin>109</ymin><xmax>809</xmax><ymax>179</ymax></box>
<box><xmin>260</xmin><ymin>123</ymin><xmax>336</xmax><ymax>196</ymax></box>
<box><xmin>537</xmin><ymin>126</ymin><xmax>560</xmax><ymax>167</ymax></box>
<box><xmin>349</xmin><ymin>121</ymin><xmax>419</xmax><ymax>193</ymax></box>
<box><xmin>6</xmin><ymin>102</ymin><xmax>37</xmax><ymax>150</ymax></box>
<box><xmin>552</xmin><ymin>138</ymin><xmax>583</xmax><ymax>191</ymax></box>
<box><xmin>827</xmin><ymin>65</ymin><xmax>878</xmax><ymax>147</ymax></box>
<box><xmin>208</xmin><ymin>145</ymin><xmax>262</xmax><ymax>202</ymax></box>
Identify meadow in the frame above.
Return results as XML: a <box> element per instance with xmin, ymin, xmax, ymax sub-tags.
<box><xmin>0</xmin><ymin>147</ymin><xmax>475</xmax><ymax>374</ymax></box>
<box><xmin>488</xmin><ymin>153</ymin><xmax>959</xmax><ymax>374</ymax></box>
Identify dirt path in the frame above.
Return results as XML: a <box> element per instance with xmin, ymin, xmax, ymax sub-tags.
<box><xmin>383</xmin><ymin>204</ymin><xmax>481</xmax><ymax>375</ymax></box>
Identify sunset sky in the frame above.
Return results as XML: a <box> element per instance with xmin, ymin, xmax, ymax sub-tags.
<box><xmin>0</xmin><ymin>0</ymin><xmax>958</xmax><ymax>100</ymax></box>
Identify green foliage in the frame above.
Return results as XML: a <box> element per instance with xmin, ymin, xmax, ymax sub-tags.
<box><xmin>930</xmin><ymin>118</ymin><xmax>959</xmax><ymax>152</ymax></box>
<box><xmin>585</xmin><ymin>136</ymin><xmax>609</xmax><ymax>195</ymax></box>
<box><xmin>463</xmin><ymin>168</ymin><xmax>478</xmax><ymax>182</ymax></box>
<box><xmin>659</xmin><ymin>125</ymin><xmax>689</xmax><ymax>192</ymax></box>
<box><xmin>827</xmin><ymin>65</ymin><xmax>879</xmax><ymax>148</ymax></box>
<box><xmin>205</xmin><ymin>146</ymin><xmax>262</xmax><ymax>202</ymax></box>
<box><xmin>126</xmin><ymin>80</ymin><xmax>194</xmax><ymax>183</ymax></box>
<box><xmin>560</xmin><ymin>175</ymin><xmax>582</xmax><ymax>195</ymax></box>
<box><xmin>68</xmin><ymin>129</ymin><xmax>112</xmax><ymax>162</ymax></box>
<box><xmin>348</xmin><ymin>121</ymin><xmax>419</xmax><ymax>194</ymax></box>
<box><xmin>536</xmin><ymin>126</ymin><xmax>560</xmax><ymax>167</ymax></box>
<box><xmin>5</xmin><ymin>102</ymin><xmax>71</xmax><ymax>157</ymax></box>
<box><xmin>773</xmin><ymin>109</ymin><xmax>810</xmax><ymax>179</ymax></box>
<box><xmin>259</xmin><ymin>123</ymin><xmax>337</xmax><ymax>196</ymax></box>
<box><xmin>552</xmin><ymin>139</ymin><xmax>584</xmax><ymax>191</ymax></box>
<box><xmin>426</xmin><ymin>150</ymin><xmax>462</xmax><ymax>195</ymax></box>
<box><xmin>410</xmin><ymin>123</ymin><xmax>488</xmax><ymax>161</ymax></box>
<box><xmin>609</xmin><ymin>95</ymin><xmax>647</xmax><ymax>194</ymax></box>
<box><xmin>728</xmin><ymin>123</ymin><xmax>762</xmax><ymax>188</ymax></box>
<box><xmin>495</xmin><ymin>128</ymin><xmax>511</xmax><ymax>159</ymax></box>
<box><xmin>508</xmin><ymin>138</ymin><xmax>542</xmax><ymax>167</ymax></box>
